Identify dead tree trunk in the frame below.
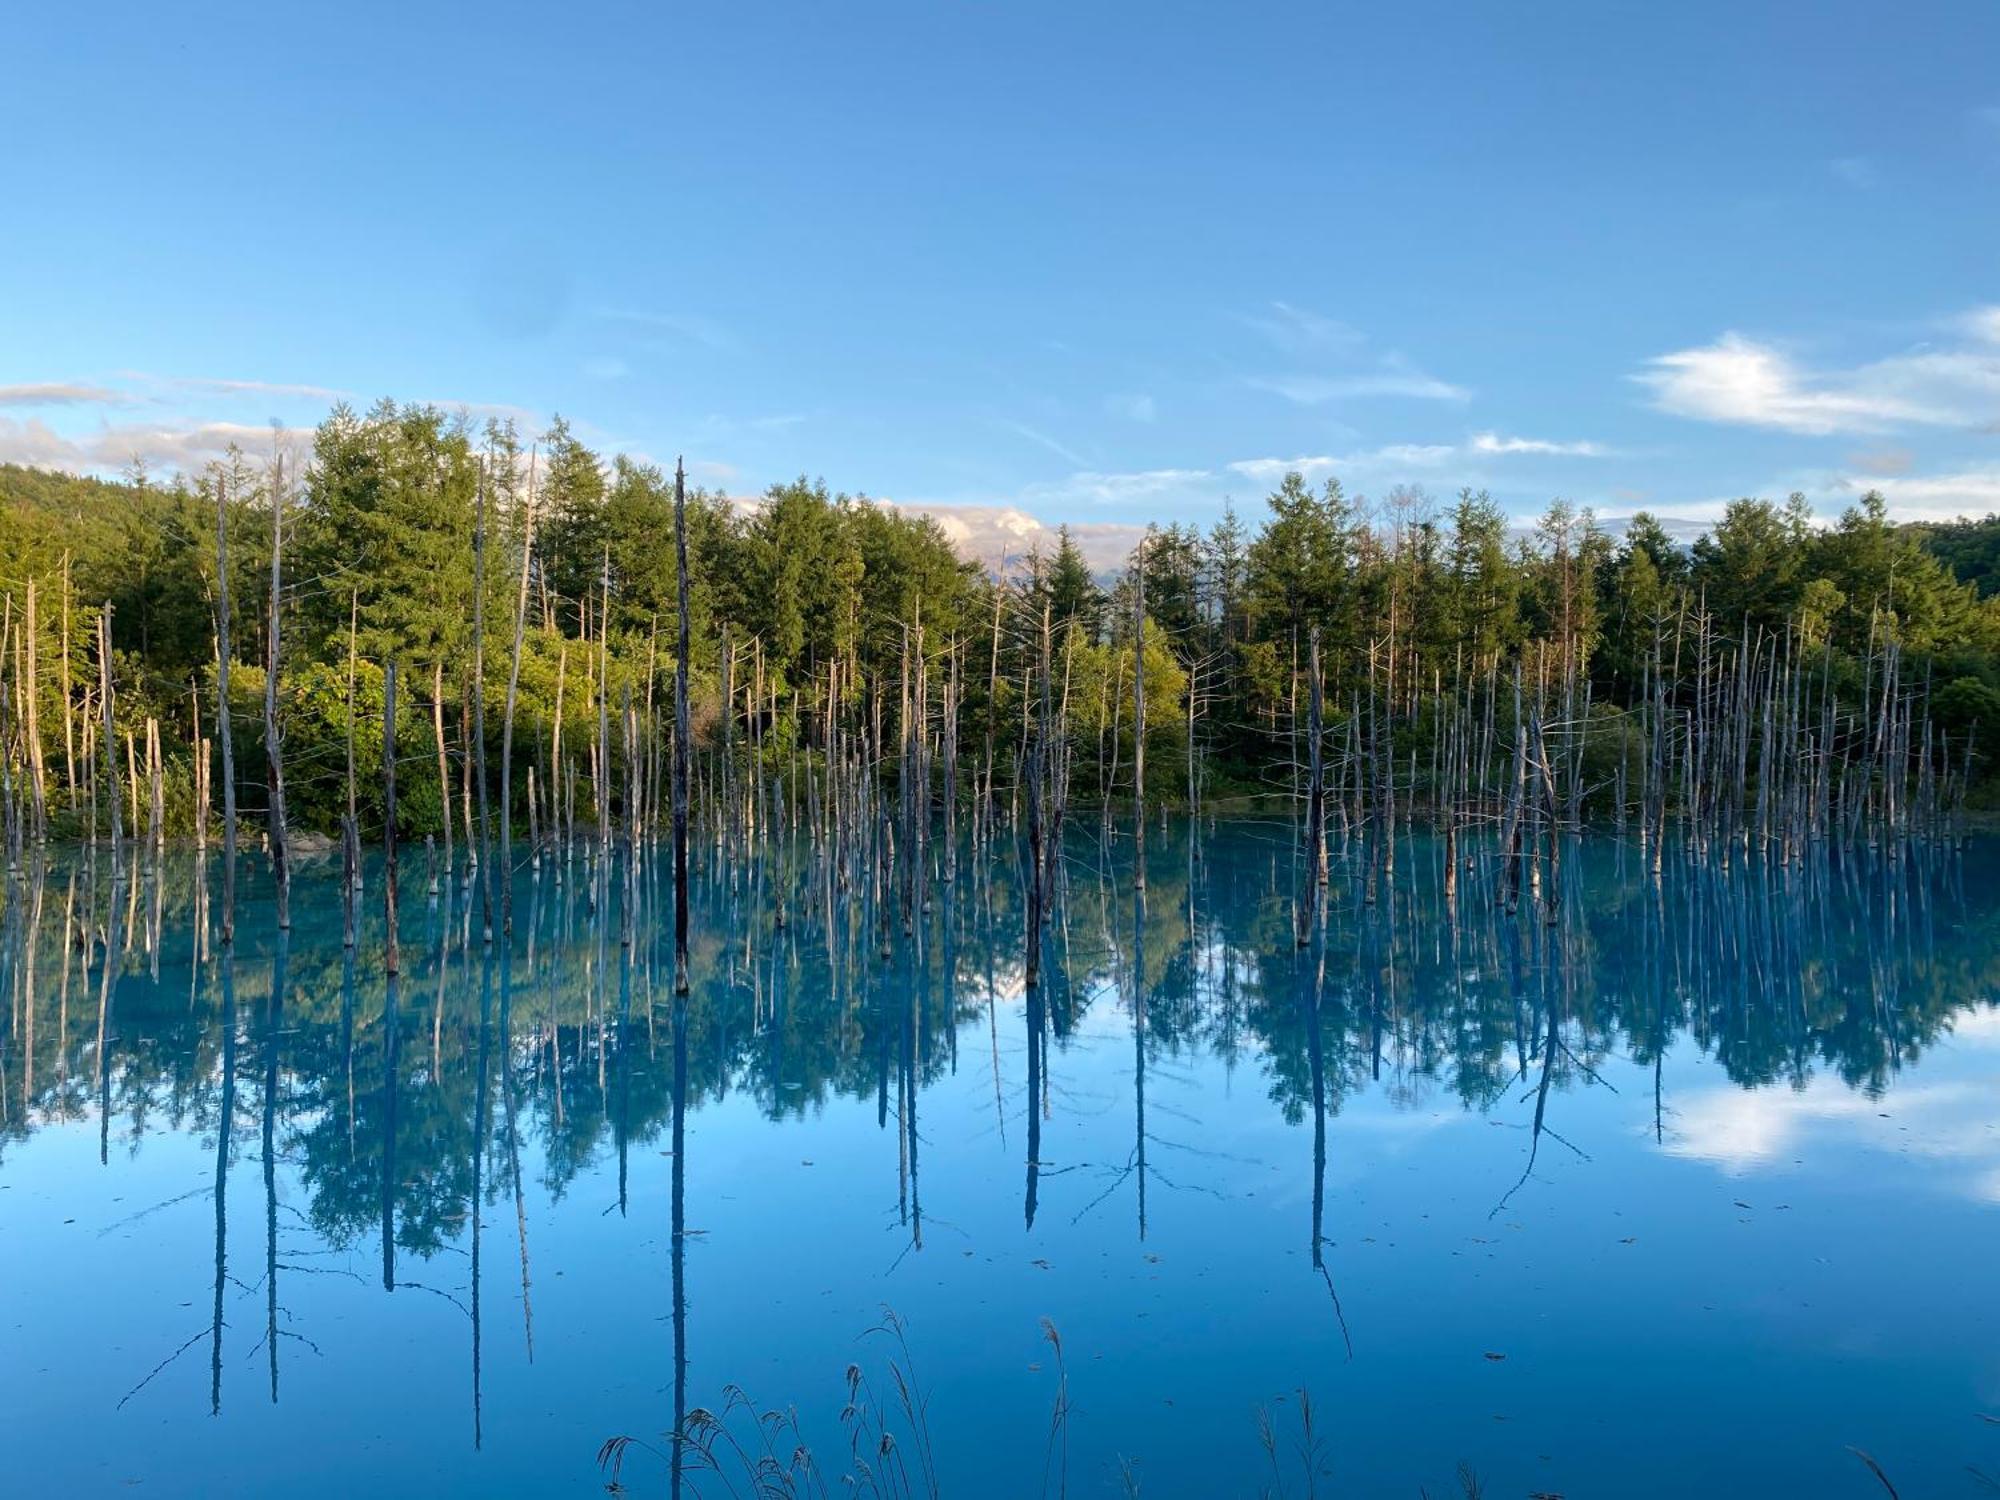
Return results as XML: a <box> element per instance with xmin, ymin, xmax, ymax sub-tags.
<box><xmin>500</xmin><ymin>450</ymin><xmax>538</xmax><ymax>934</ymax></box>
<box><xmin>99</xmin><ymin>604</ymin><xmax>122</xmax><ymax>871</ymax></box>
<box><xmin>215</xmin><ymin>480</ymin><xmax>238</xmax><ymax>944</ymax></box>
<box><xmin>672</xmin><ymin>459</ymin><xmax>692</xmax><ymax>997</ymax></box>
<box><xmin>1297</xmin><ymin>625</ymin><xmax>1324</xmax><ymax>947</ymax></box>
<box><xmin>1132</xmin><ymin>532</ymin><xmax>1146</xmax><ymax>892</ymax></box>
<box><xmin>384</xmin><ymin>661</ymin><xmax>400</xmax><ymax>976</ymax></box>
<box><xmin>264</xmin><ymin>456</ymin><xmax>290</xmax><ymax>930</ymax></box>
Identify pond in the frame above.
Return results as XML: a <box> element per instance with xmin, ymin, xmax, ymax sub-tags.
<box><xmin>1</xmin><ymin>822</ymin><xmax>1996</xmax><ymax>1497</ymax></box>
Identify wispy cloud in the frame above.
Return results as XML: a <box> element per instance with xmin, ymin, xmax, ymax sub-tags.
<box><xmin>1471</xmin><ymin>430</ymin><xmax>1607</xmax><ymax>457</ymax></box>
<box><xmin>1845</xmin><ymin>446</ymin><xmax>1914</xmax><ymax>477</ymax></box>
<box><xmin>1242</xmin><ymin>301</ymin><xmax>1365</xmax><ymax>355</ymax></box>
<box><xmin>414</xmin><ymin>397</ymin><xmax>544</xmax><ymax>429</ymax></box>
<box><xmin>1226</xmin><ymin>446</ymin><xmax>1451</xmax><ymax>485</ymax></box>
<box><xmin>0</xmin><ymin>382</ymin><xmax>125</xmax><ymax>407</ymax></box>
<box><xmin>1105</xmin><ymin>392</ymin><xmax>1158</xmax><ymax>423</ymax></box>
<box><xmin>1635</xmin><ymin>316</ymin><xmax>2000</xmax><ymax>435</ymax></box>
<box><xmin>995</xmin><ymin>419</ymin><xmax>1090</xmax><ymax>469</ymax></box>
<box><xmin>589</xmin><ymin>307</ymin><xmax>738</xmax><ymax>354</ymax></box>
<box><xmin>166</xmin><ymin>375</ymin><xmax>350</xmax><ymax>401</ymax></box>
<box><xmin>1229</xmin><ymin>432</ymin><xmax>1602</xmax><ymax>488</ymax></box>
<box><xmin>1248</xmin><ymin>368</ymin><xmax>1470</xmax><ymax>405</ymax></box>
<box><xmin>1829</xmin><ymin>154</ymin><xmax>1879</xmax><ymax>189</ymax></box>
<box><xmin>1243</xmin><ymin>304</ymin><xmax>1470</xmax><ymax>406</ymax></box>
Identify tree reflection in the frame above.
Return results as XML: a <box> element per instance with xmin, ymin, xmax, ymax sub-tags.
<box><xmin>1</xmin><ymin>826</ymin><xmax>1995</xmax><ymax>1424</ymax></box>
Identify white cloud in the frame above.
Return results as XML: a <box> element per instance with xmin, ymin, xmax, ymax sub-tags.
<box><xmin>1616</xmin><ymin>460</ymin><xmax>2000</xmax><ymax>536</ymax></box>
<box><xmin>1019</xmin><ymin>467</ymin><xmax>1211</xmax><ymax>507</ymax></box>
<box><xmin>0</xmin><ymin>416</ymin><xmax>315</xmax><ymax>474</ymax></box>
<box><xmin>1638</xmin><ymin>335</ymin><xmax>1921</xmax><ymax>434</ymax></box>
<box><xmin>1829</xmin><ymin>155</ymin><xmax>1879</xmax><ymax>189</ymax></box>
<box><xmin>1961</xmin><ymin>305</ymin><xmax>2000</xmax><ymax>345</ymax></box>
<box><xmin>0</xmin><ymin>417</ymin><xmax>90</xmax><ymax>467</ymax></box>
<box><xmin>870</xmin><ymin>498</ymin><xmax>1144</xmax><ymax>572</ymax></box>
<box><xmin>1662</xmin><ymin>1059</ymin><xmax>2000</xmax><ymax>1206</ymax></box>
<box><xmin>1370</xmin><ymin>442</ymin><xmax>1457</xmax><ymax>468</ymax></box>
<box><xmin>1833</xmin><ymin>465</ymin><xmax>2000</xmax><ymax>522</ymax></box>
<box><xmin>1229</xmin><ymin>455</ymin><xmax>1342</xmax><ymax>483</ymax></box>
<box><xmin>1471</xmin><ymin>430</ymin><xmax>1606</xmax><ymax>457</ymax></box>
<box><xmin>1636</xmin><ymin>320</ymin><xmax>2000</xmax><ymax>435</ymax></box>
<box><xmin>1106</xmin><ymin>392</ymin><xmax>1158</xmax><ymax>423</ymax></box>
<box><xmin>0</xmin><ymin>382</ymin><xmax>125</xmax><ymax>407</ymax></box>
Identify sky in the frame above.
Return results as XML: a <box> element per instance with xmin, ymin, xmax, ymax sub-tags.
<box><xmin>3</xmin><ymin>0</ymin><xmax>1997</xmax><ymax>567</ymax></box>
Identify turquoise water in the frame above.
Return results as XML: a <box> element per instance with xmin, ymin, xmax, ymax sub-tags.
<box><xmin>2</xmin><ymin>824</ymin><xmax>1996</xmax><ymax>1497</ymax></box>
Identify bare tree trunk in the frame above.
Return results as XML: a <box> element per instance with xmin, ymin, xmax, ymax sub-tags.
<box><xmin>343</xmin><ymin>592</ymin><xmax>359</xmax><ymax>947</ymax></box>
<box><xmin>146</xmin><ymin>716</ymin><xmax>163</xmax><ymax>850</ymax></box>
<box><xmin>500</xmin><ymin>451</ymin><xmax>538</xmax><ymax>934</ymax></box>
<box><xmin>61</xmin><ymin>551</ymin><xmax>76</xmax><ymax>811</ymax></box>
<box><xmin>25</xmin><ymin>577</ymin><xmax>45</xmax><ymax>842</ymax></box>
<box><xmin>215</xmin><ymin>481</ymin><xmax>237</xmax><ymax>944</ymax></box>
<box><xmin>472</xmin><ymin>469</ymin><xmax>493</xmax><ymax>941</ymax></box>
<box><xmin>1297</xmin><ymin>625</ymin><xmax>1323</xmax><ymax>946</ymax></box>
<box><xmin>1132</xmin><ymin>532</ymin><xmax>1146</xmax><ymax>891</ymax></box>
<box><xmin>384</xmin><ymin>662</ymin><xmax>400</xmax><ymax>976</ymax></box>
<box><xmin>672</xmin><ymin>460</ymin><xmax>692</xmax><ymax>997</ymax></box>
<box><xmin>99</xmin><ymin>604</ymin><xmax>122</xmax><ymax>871</ymax></box>
<box><xmin>264</xmin><ymin>453</ymin><xmax>290</xmax><ymax>930</ymax></box>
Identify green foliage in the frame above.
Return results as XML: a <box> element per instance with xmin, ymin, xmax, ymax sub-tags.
<box><xmin>4</xmin><ymin>435</ymin><xmax>2000</xmax><ymax>840</ymax></box>
<box><xmin>1933</xmin><ymin>675</ymin><xmax>2000</xmax><ymax>743</ymax></box>
<box><xmin>1913</xmin><ymin>515</ymin><xmax>2000</xmax><ymax>599</ymax></box>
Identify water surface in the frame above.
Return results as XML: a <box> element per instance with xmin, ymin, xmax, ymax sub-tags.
<box><xmin>2</xmin><ymin>824</ymin><xmax>1996</xmax><ymax>1496</ymax></box>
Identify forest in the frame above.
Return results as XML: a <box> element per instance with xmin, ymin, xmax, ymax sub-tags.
<box><xmin>1</xmin><ymin>396</ymin><xmax>1998</xmax><ymax>852</ymax></box>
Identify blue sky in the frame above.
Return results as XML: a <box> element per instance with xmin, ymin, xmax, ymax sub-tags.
<box><xmin>3</xmin><ymin>0</ymin><xmax>1997</xmax><ymax>563</ymax></box>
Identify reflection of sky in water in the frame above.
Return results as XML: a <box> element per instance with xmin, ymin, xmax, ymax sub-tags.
<box><xmin>0</xmin><ymin>829</ymin><xmax>1996</xmax><ymax>1499</ymax></box>
<box><xmin>1664</xmin><ymin>994</ymin><xmax>2000</xmax><ymax>1201</ymax></box>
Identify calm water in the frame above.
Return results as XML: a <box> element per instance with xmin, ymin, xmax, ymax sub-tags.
<box><xmin>2</xmin><ymin>823</ymin><xmax>1996</xmax><ymax>1497</ymax></box>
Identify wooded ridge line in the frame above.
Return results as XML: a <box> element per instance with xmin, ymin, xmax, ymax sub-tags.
<box><xmin>0</xmin><ymin>397</ymin><xmax>1994</xmax><ymax>865</ymax></box>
